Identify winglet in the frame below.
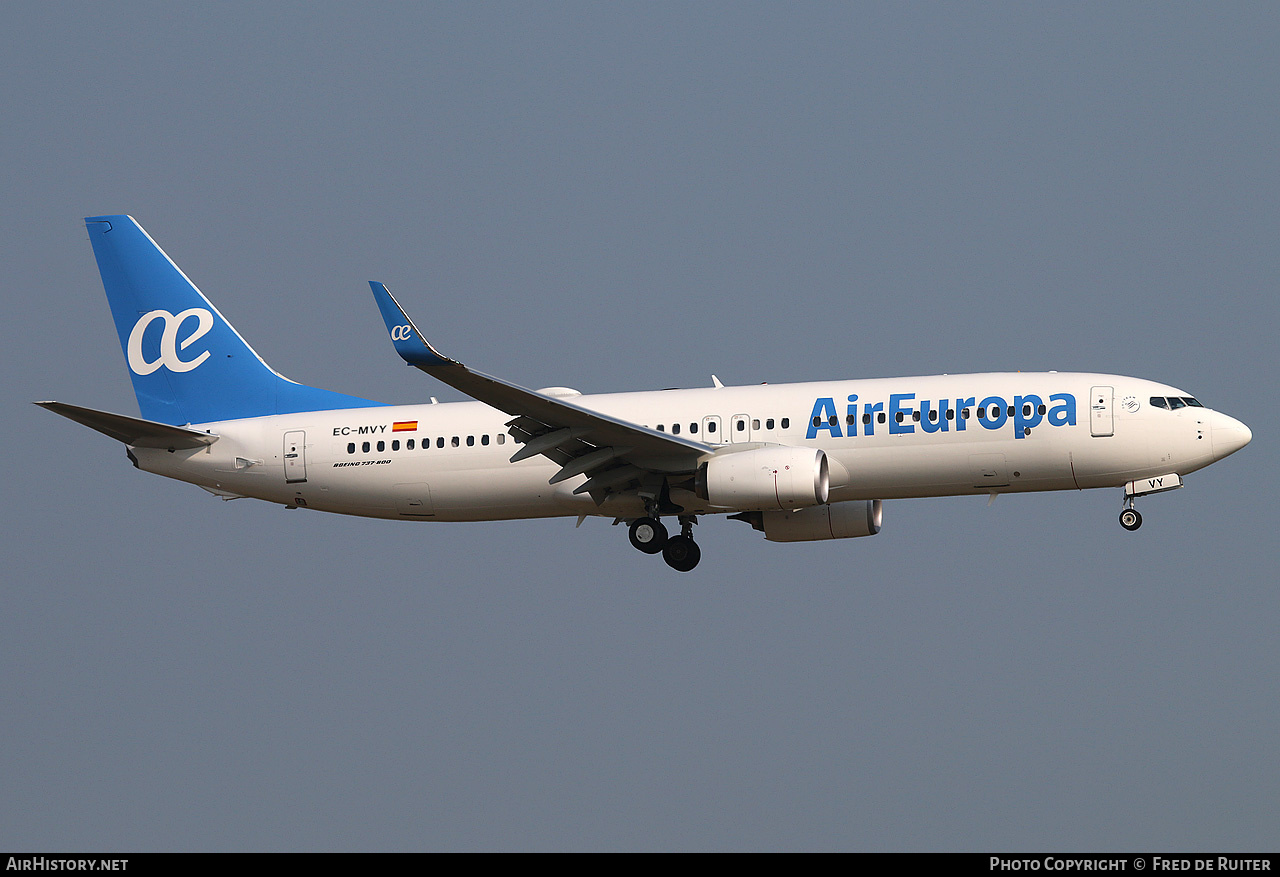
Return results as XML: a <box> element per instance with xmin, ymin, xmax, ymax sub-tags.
<box><xmin>368</xmin><ymin>282</ymin><xmax>456</xmax><ymax>368</ymax></box>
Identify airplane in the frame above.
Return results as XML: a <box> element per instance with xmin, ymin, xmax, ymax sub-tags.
<box><xmin>39</xmin><ymin>215</ymin><xmax>1252</xmax><ymax>572</ymax></box>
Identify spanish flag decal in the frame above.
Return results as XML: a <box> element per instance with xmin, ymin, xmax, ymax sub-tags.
<box><xmin>392</xmin><ymin>421</ymin><xmax>419</xmax><ymax>432</ymax></box>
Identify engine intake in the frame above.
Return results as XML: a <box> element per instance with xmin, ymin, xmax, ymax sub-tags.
<box><xmin>696</xmin><ymin>447</ymin><xmax>829</xmax><ymax>510</ymax></box>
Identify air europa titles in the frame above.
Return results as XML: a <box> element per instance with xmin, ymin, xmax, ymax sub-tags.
<box><xmin>806</xmin><ymin>392</ymin><xmax>1077</xmax><ymax>440</ymax></box>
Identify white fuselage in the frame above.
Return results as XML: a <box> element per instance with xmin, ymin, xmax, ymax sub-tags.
<box><xmin>131</xmin><ymin>372</ymin><xmax>1247</xmax><ymax>522</ymax></box>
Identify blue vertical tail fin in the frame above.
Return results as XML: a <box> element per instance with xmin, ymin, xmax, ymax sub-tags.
<box><xmin>85</xmin><ymin>215</ymin><xmax>382</xmax><ymax>425</ymax></box>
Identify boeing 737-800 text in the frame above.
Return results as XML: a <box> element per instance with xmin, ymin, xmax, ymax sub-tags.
<box><xmin>39</xmin><ymin>215</ymin><xmax>1252</xmax><ymax>571</ymax></box>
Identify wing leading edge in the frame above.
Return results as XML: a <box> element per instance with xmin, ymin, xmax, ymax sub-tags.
<box><xmin>368</xmin><ymin>282</ymin><xmax>711</xmax><ymax>503</ymax></box>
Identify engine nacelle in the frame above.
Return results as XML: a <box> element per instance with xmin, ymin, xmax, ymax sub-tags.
<box><xmin>696</xmin><ymin>447</ymin><xmax>829</xmax><ymax>511</ymax></box>
<box><xmin>761</xmin><ymin>500</ymin><xmax>883</xmax><ymax>542</ymax></box>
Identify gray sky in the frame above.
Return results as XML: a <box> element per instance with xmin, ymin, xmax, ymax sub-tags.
<box><xmin>2</xmin><ymin>2</ymin><xmax>1276</xmax><ymax>851</ymax></box>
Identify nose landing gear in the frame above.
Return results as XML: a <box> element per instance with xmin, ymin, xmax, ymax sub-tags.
<box><xmin>1117</xmin><ymin>474</ymin><xmax>1183</xmax><ymax>531</ymax></box>
<box><xmin>1119</xmin><ymin>494</ymin><xmax>1143</xmax><ymax>531</ymax></box>
<box><xmin>1119</xmin><ymin>507</ymin><xmax>1143</xmax><ymax>531</ymax></box>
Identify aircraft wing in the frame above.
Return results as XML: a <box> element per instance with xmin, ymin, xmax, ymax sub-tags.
<box><xmin>35</xmin><ymin>401</ymin><xmax>219</xmax><ymax>449</ymax></box>
<box><xmin>369</xmin><ymin>282</ymin><xmax>712</xmax><ymax>503</ymax></box>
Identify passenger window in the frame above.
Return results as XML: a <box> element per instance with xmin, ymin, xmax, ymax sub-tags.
<box><xmin>862</xmin><ymin>413</ymin><xmax>871</xmax><ymax>424</ymax></box>
<box><xmin>896</xmin><ymin>412</ymin><xmax>904</xmax><ymax>423</ymax></box>
<box><xmin>877</xmin><ymin>413</ymin><xmax>886</xmax><ymax>424</ymax></box>
<box><xmin>828</xmin><ymin>415</ymin><xmax>838</xmax><ymax>427</ymax></box>
<box><xmin>812</xmin><ymin>416</ymin><xmax>822</xmax><ymax>428</ymax></box>
<box><xmin>451</xmin><ymin>436</ymin><xmax>459</xmax><ymax>447</ymax></box>
<box><xmin>377</xmin><ymin>441</ymin><xmax>385</xmax><ymax>452</ymax></box>
<box><xmin>978</xmin><ymin>407</ymin><xmax>987</xmax><ymax>419</ymax></box>
<box><xmin>362</xmin><ymin>441</ymin><xmax>370</xmax><ymax>453</ymax></box>
<box><xmin>780</xmin><ymin>418</ymin><xmax>789</xmax><ymax>429</ymax></box>
<box><xmin>347</xmin><ymin>442</ymin><xmax>355</xmax><ymax>454</ymax></box>
<box><xmin>482</xmin><ymin>434</ymin><xmax>489</xmax><ymax>446</ymax></box>
<box><xmin>1007</xmin><ymin>406</ymin><xmax>1015</xmax><ymax>417</ymax></box>
<box><xmin>752</xmin><ymin>419</ymin><xmax>760</xmax><ymax>429</ymax></box>
<box><xmin>1167</xmin><ymin>397</ymin><xmax>1186</xmax><ymax>410</ymax></box>
<box><xmin>392</xmin><ymin>440</ymin><xmax>400</xmax><ymax>451</ymax></box>
<box><xmin>911</xmin><ymin>411</ymin><xmax>920</xmax><ymax>422</ymax></box>
<box><xmin>766</xmin><ymin>419</ymin><xmax>775</xmax><ymax>429</ymax></box>
<box><xmin>672</xmin><ymin>423</ymin><xmax>681</xmax><ymax>435</ymax></box>
<box><xmin>437</xmin><ymin>437</ymin><xmax>444</xmax><ymax>448</ymax></box>
<box><xmin>945</xmin><ymin>409</ymin><xmax>953</xmax><ymax>420</ymax></box>
<box><xmin>1038</xmin><ymin>404</ymin><xmax>1046</xmax><ymax>415</ymax></box>
<box><xmin>466</xmin><ymin>435</ymin><xmax>475</xmax><ymax>446</ymax></box>
<box><xmin>407</xmin><ymin>439</ymin><xmax>415</xmax><ymax>450</ymax></box>
<box><xmin>657</xmin><ymin>424</ymin><xmax>665</xmax><ymax>432</ymax></box>
<box><xmin>497</xmin><ymin>434</ymin><xmax>505</xmax><ymax>444</ymax></box>
<box><xmin>962</xmin><ymin>408</ymin><xmax>969</xmax><ymax>419</ymax></box>
<box><xmin>1023</xmin><ymin>404</ymin><xmax>1032</xmax><ymax>416</ymax></box>
<box><xmin>689</xmin><ymin>423</ymin><xmax>698</xmax><ymax>434</ymax></box>
<box><xmin>708</xmin><ymin>421</ymin><xmax>717</xmax><ymax>433</ymax></box>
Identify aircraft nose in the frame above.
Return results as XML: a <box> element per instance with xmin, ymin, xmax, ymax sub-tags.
<box><xmin>1210</xmin><ymin>411</ymin><xmax>1252</xmax><ymax>461</ymax></box>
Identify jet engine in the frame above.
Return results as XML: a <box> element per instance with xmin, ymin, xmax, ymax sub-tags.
<box><xmin>696</xmin><ymin>447</ymin><xmax>829</xmax><ymax>511</ymax></box>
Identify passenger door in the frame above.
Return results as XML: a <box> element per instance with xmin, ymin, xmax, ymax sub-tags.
<box><xmin>283</xmin><ymin>430</ymin><xmax>307</xmax><ymax>483</ymax></box>
<box><xmin>1090</xmin><ymin>386</ymin><xmax>1114</xmax><ymax>437</ymax></box>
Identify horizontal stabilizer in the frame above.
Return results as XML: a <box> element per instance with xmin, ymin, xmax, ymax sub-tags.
<box><xmin>35</xmin><ymin>401</ymin><xmax>218</xmax><ymax>449</ymax></box>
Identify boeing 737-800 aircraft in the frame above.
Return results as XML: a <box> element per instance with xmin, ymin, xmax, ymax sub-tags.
<box><xmin>39</xmin><ymin>215</ymin><xmax>1252</xmax><ymax>571</ymax></box>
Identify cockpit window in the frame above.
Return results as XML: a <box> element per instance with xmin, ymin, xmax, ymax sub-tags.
<box><xmin>1152</xmin><ymin>395</ymin><xmax>1205</xmax><ymax>410</ymax></box>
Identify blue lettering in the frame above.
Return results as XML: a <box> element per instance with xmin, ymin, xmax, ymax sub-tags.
<box><xmin>807</xmin><ymin>390</ymin><xmax>1076</xmax><ymax>439</ymax></box>
<box><xmin>919</xmin><ymin>399</ymin><xmax>947</xmax><ymax>433</ymax></box>
<box><xmin>1048</xmin><ymin>393</ymin><xmax>1076</xmax><ymax>426</ymax></box>
<box><xmin>979</xmin><ymin>396</ymin><xmax>1007</xmax><ymax>430</ymax></box>
<box><xmin>807</xmin><ymin>397</ymin><xmax>842</xmax><ymax>439</ymax></box>
<box><xmin>863</xmin><ymin>401</ymin><xmax>883</xmax><ymax>436</ymax></box>
<box><xmin>889</xmin><ymin>394</ymin><xmax>915</xmax><ymax>435</ymax></box>
<box><xmin>1013</xmin><ymin>394</ymin><xmax>1044</xmax><ymax>438</ymax></box>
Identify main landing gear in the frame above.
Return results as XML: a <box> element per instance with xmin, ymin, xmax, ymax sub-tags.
<box><xmin>628</xmin><ymin>517</ymin><xmax>667</xmax><ymax>553</ymax></box>
<box><xmin>628</xmin><ymin>515</ymin><xmax>701</xmax><ymax>572</ymax></box>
